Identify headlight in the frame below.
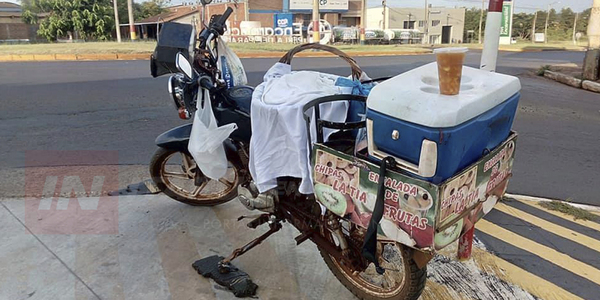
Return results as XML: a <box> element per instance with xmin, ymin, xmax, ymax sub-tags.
<box><xmin>168</xmin><ymin>75</ymin><xmax>185</xmax><ymax>109</ymax></box>
<box><xmin>167</xmin><ymin>75</ymin><xmax>174</xmax><ymax>94</ymax></box>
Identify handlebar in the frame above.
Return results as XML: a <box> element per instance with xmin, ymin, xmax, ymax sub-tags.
<box><xmin>198</xmin><ymin>7</ymin><xmax>233</xmax><ymax>49</ymax></box>
<box><xmin>217</xmin><ymin>8</ymin><xmax>233</xmax><ymax>31</ymax></box>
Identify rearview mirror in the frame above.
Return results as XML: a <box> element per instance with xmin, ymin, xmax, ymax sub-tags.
<box><xmin>175</xmin><ymin>53</ymin><xmax>193</xmax><ymax>79</ymax></box>
<box><xmin>201</xmin><ymin>0</ymin><xmax>212</xmax><ymax>5</ymax></box>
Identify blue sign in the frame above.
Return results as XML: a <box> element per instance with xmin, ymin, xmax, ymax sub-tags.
<box><xmin>274</xmin><ymin>13</ymin><xmax>293</xmax><ymax>28</ymax></box>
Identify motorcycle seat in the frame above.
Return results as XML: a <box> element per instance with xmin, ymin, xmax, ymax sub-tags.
<box><xmin>223</xmin><ymin>85</ymin><xmax>254</xmax><ymax>114</ymax></box>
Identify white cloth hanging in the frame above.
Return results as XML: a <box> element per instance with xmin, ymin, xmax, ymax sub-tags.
<box><xmin>249</xmin><ymin>63</ymin><xmax>352</xmax><ymax>194</ymax></box>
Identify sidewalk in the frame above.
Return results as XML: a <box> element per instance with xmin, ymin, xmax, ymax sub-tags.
<box><xmin>2</xmin><ymin>193</ymin><xmax>596</xmax><ymax>300</ymax></box>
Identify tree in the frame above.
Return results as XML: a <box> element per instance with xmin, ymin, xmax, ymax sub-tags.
<box><xmin>577</xmin><ymin>8</ymin><xmax>592</xmax><ymax>35</ymax></box>
<box><xmin>22</xmin><ymin>0</ymin><xmax>114</xmax><ymax>41</ymax></box>
<box><xmin>463</xmin><ymin>8</ymin><xmax>486</xmax><ymax>42</ymax></box>
<box><xmin>116</xmin><ymin>0</ymin><xmax>167</xmax><ymax>24</ymax></box>
<box><xmin>138</xmin><ymin>0</ymin><xmax>168</xmax><ymax>20</ymax></box>
<box><xmin>116</xmin><ymin>0</ymin><xmax>140</xmax><ymax>24</ymax></box>
<box><xmin>512</xmin><ymin>12</ymin><xmax>534</xmax><ymax>40</ymax></box>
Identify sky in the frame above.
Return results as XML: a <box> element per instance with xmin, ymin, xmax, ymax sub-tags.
<box><xmin>5</xmin><ymin>0</ymin><xmax>594</xmax><ymax>13</ymax></box>
<box><xmin>367</xmin><ymin>0</ymin><xmax>593</xmax><ymax>13</ymax></box>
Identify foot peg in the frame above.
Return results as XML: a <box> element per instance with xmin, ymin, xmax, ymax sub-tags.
<box><xmin>238</xmin><ymin>182</ymin><xmax>276</xmax><ymax>212</ymax></box>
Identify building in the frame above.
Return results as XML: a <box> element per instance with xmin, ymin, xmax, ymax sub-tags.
<box><xmin>0</xmin><ymin>2</ymin><xmax>42</xmax><ymax>42</ymax></box>
<box><xmin>204</xmin><ymin>0</ymin><xmax>363</xmax><ymax>29</ymax></box>
<box><xmin>121</xmin><ymin>5</ymin><xmax>202</xmax><ymax>40</ymax></box>
<box><xmin>367</xmin><ymin>6</ymin><xmax>465</xmax><ymax>44</ymax></box>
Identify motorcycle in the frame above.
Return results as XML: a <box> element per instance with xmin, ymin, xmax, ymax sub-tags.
<box><xmin>149</xmin><ymin>8</ymin><xmax>429</xmax><ymax>299</ymax></box>
<box><xmin>148</xmin><ymin>3</ymin><xmax>518</xmax><ymax>299</ymax></box>
<box><xmin>149</xmin><ymin>7</ymin><xmax>252</xmax><ymax>206</ymax></box>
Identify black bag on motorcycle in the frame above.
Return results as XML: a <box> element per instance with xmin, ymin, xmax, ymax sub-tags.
<box><xmin>150</xmin><ymin>22</ymin><xmax>194</xmax><ymax>77</ymax></box>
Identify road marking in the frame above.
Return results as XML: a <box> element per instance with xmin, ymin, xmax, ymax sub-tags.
<box><xmin>477</xmin><ymin>219</ymin><xmax>600</xmax><ymax>286</ymax></box>
<box><xmin>506</xmin><ymin>193</ymin><xmax>600</xmax><ymax>213</ymax></box>
<box><xmin>494</xmin><ymin>203</ymin><xmax>600</xmax><ymax>251</ymax></box>
<box><xmin>471</xmin><ymin>247</ymin><xmax>584</xmax><ymax>300</ymax></box>
<box><xmin>517</xmin><ymin>199</ymin><xmax>600</xmax><ymax>233</ymax></box>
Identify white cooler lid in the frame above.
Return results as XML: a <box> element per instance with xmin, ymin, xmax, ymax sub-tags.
<box><xmin>367</xmin><ymin>62</ymin><xmax>521</xmax><ymax>128</ymax></box>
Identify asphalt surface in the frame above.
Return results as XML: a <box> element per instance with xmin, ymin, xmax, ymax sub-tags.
<box><xmin>1</xmin><ymin>50</ymin><xmax>599</xmax><ymax>205</ymax></box>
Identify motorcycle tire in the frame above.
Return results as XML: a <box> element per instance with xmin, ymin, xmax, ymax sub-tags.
<box><xmin>319</xmin><ymin>239</ymin><xmax>426</xmax><ymax>300</ymax></box>
<box><xmin>149</xmin><ymin>147</ymin><xmax>239</xmax><ymax>206</ymax></box>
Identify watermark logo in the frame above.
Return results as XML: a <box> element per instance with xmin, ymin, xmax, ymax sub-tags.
<box><xmin>24</xmin><ymin>150</ymin><xmax>119</xmax><ymax>234</ymax></box>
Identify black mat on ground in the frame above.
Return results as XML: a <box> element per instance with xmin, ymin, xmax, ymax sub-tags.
<box><xmin>192</xmin><ymin>255</ymin><xmax>258</xmax><ymax>298</ymax></box>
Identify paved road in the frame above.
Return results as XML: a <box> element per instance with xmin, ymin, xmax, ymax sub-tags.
<box><xmin>1</xmin><ymin>51</ymin><xmax>599</xmax><ymax>205</ymax></box>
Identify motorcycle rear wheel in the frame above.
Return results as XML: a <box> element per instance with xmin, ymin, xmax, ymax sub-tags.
<box><xmin>319</xmin><ymin>223</ymin><xmax>427</xmax><ymax>300</ymax></box>
<box><xmin>149</xmin><ymin>147</ymin><xmax>239</xmax><ymax>206</ymax></box>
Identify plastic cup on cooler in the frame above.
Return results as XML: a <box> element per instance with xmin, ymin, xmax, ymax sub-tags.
<box><xmin>433</xmin><ymin>47</ymin><xmax>468</xmax><ymax>96</ymax></box>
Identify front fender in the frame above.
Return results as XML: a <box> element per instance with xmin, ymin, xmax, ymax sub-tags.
<box><xmin>155</xmin><ymin>123</ymin><xmax>192</xmax><ymax>151</ymax></box>
<box><xmin>155</xmin><ymin>124</ymin><xmax>245</xmax><ymax>172</ymax></box>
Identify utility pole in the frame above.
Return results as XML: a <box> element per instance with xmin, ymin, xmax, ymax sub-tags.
<box><xmin>543</xmin><ymin>5</ymin><xmax>550</xmax><ymax>43</ymax></box>
<box><xmin>531</xmin><ymin>10</ymin><xmax>537</xmax><ymax>42</ymax></box>
<box><xmin>544</xmin><ymin>2</ymin><xmax>559</xmax><ymax>44</ymax></box>
<box><xmin>382</xmin><ymin>0</ymin><xmax>386</xmax><ymax>30</ymax></box>
<box><xmin>312</xmin><ymin>0</ymin><xmax>320</xmax><ymax>43</ymax></box>
<box><xmin>113</xmin><ymin>0</ymin><xmax>121</xmax><ymax>42</ymax></box>
<box><xmin>360</xmin><ymin>0</ymin><xmax>366</xmax><ymax>44</ymax></box>
<box><xmin>127</xmin><ymin>0</ymin><xmax>137</xmax><ymax>40</ymax></box>
<box><xmin>423</xmin><ymin>0</ymin><xmax>429</xmax><ymax>44</ymax></box>
<box><xmin>478</xmin><ymin>0</ymin><xmax>484</xmax><ymax>44</ymax></box>
<box><xmin>572</xmin><ymin>12</ymin><xmax>578</xmax><ymax>45</ymax></box>
<box><xmin>583</xmin><ymin>0</ymin><xmax>600</xmax><ymax>80</ymax></box>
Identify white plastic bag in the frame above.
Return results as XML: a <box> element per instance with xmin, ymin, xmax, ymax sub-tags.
<box><xmin>188</xmin><ymin>89</ymin><xmax>237</xmax><ymax>180</ymax></box>
<box><xmin>217</xmin><ymin>37</ymin><xmax>247</xmax><ymax>88</ymax></box>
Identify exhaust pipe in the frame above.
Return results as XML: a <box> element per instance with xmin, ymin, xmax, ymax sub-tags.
<box><xmin>480</xmin><ymin>0</ymin><xmax>504</xmax><ymax>72</ymax></box>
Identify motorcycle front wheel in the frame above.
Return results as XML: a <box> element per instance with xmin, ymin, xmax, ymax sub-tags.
<box><xmin>149</xmin><ymin>147</ymin><xmax>239</xmax><ymax>206</ymax></box>
<box><xmin>319</xmin><ymin>221</ymin><xmax>427</xmax><ymax>300</ymax></box>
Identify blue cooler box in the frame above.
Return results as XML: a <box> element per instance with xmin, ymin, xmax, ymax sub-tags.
<box><xmin>366</xmin><ymin>62</ymin><xmax>521</xmax><ymax>184</ymax></box>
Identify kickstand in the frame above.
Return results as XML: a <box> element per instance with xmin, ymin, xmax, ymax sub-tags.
<box><xmin>218</xmin><ymin>220</ymin><xmax>282</xmax><ymax>273</ymax></box>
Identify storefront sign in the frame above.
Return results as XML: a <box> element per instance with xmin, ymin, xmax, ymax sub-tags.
<box><xmin>500</xmin><ymin>1</ymin><xmax>513</xmax><ymax>37</ymax></box>
<box><xmin>274</xmin><ymin>13</ymin><xmax>293</xmax><ymax>29</ymax></box>
<box><xmin>224</xmin><ymin>35</ymin><xmax>304</xmax><ymax>43</ymax></box>
<box><xmin>224</xmin><ymin>21</ymin><xmax>304</xmax><ymax>43</ymax></box>
<box><xmin>290</xmin><ymin>0</ymin><xmax>348</xmax><ymax>11</ymax></box>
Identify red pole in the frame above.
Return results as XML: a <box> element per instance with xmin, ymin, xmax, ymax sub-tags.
<box><xmin>457</xmin><ymin>225</ymin><xmax>475</xmax><ymax>260</ymax></box>
<box><xmin>480</xmin><ymin>0</ymin><xmax>504</xmax><ymax>71</ymax></box>
<box><xmin>488</xmin><ymin>0</ymin><xmax>504</xmax><ymax>12</ymax></box>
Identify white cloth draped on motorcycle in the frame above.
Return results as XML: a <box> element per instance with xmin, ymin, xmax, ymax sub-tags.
<box><xmin>188</xmin><ymin>89</ymin><xmax>238</xmax><ymax>180</ymax></box>
<box><xmin>250</xmin><ymin>62</ymin><xmax>359</xmax><ymax>194</ymax></box>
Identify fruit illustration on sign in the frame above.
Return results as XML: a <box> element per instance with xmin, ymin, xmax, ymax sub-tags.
<box><xmin>435</xmin><ymin>218</ymin><xmax>464</xmax><ymax>249</ymax></box>
<box><xmin>314</xmin><ymin>183</ymin><xmax>348</xmax><ymax>216</ymax></box>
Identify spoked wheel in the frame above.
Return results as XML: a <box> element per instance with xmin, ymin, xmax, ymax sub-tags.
<box><xmin>149</xmin><ymin>147</ymin><xmax>239</xmax><ymax>206</ymax></box>
<box><xmin>319</xmin><ymin>219</ymin><xmax>427</xmax><ymax>300</ymax></box>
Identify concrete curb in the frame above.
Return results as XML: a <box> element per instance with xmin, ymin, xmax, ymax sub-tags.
<box><xmin>543</xmin><ymin>70</ymin><xmax>582</xmax><ymax>88</ymax></box>
<box><xmin>506</xmin><ymin>193</ymin><xmax>600</xmax><ymax>213</ymax></box>
<box><xmin>582</xmin><ymin>80</ymin><xmax>600</xmax><ymax>93</ymax></box>
<box><xmin>0</xmin><ymin>46</ymin><xmax>581</xmax><ymax>63</ymax></box>
<box><xmin>0</xmin><ymin>52</ymin><xmax>150</xmax><ymax>62</ymax></box>
<box><xmin>0</xmin><ymin>50</ymin><xmax>432</xmax><ymax>62</ymax></box>
<box><xmin>543</xmin><ymin>70</ymin><xmax>600</xmax><ymax>93</ymax></box>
